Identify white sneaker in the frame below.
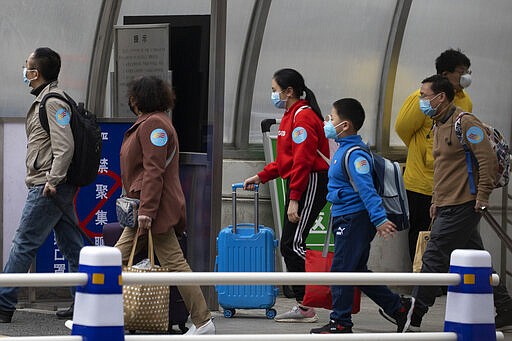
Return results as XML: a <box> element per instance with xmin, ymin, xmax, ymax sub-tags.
<box><xmin>274</xmin><ymin>305</ymin><xmax>319</xmax><ymax>323</ymax></box>
<box><xmin>64</xmin><ymin>320</ymin><xmax>73</xmax><ymax>330</ymax></box>
<box><xmin>185</xmin><ymin>318</ymin><xmax>215</xmax><ymax>335</ymax></box>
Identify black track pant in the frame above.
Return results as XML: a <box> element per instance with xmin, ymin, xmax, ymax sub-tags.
<box><xmin>407</xmin><ymin>190</ymin><xmax>433</xmax><ymax>262</ymax></box>
<box><xmin>281</xmin><ymin>171</ymin><xmax>328</xmax><ymax>302</ymax></box>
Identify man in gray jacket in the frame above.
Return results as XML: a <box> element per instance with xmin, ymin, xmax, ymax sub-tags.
<box><xmin>0</xmin><ymin>47</ymin><xmax>83</xmax><ymax>323</ymax></box>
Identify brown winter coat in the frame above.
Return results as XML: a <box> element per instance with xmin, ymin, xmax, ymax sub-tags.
<box><xmin>120</xmin><ymin>111</ymin><xmax>186</xmax><ymax>234</ymax></box>
<box><xmin>432</xmin><ymin>106</ymin><xmax>497</xmax><ymax>206</ymax></box>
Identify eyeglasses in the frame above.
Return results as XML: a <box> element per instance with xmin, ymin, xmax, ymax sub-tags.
<box><xmin>22</xmin><ymin>65</ymin><xmax>37</xmax><ymax>72</ymax></box>
<box><xmin>418</xmin><ymin>93</ymin><xmax>436</xmax><ymax>100</ymax></box>
<box><xmin>325</xmin><ymin>114</ymin><xmax>333</xmax><ymax>122</ymax></box>
<box><xmin>455</xmin><ymin>68</ymin><xmax>472</xmax><ymax>76</ymax></box>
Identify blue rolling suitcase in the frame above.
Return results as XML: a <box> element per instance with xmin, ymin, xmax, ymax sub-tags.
<box><xmin>215</xmin><ymin>183</ymin><xmax>279</xmax><ymax>319</ymax></box>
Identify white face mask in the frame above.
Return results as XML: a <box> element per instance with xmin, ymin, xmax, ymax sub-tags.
<box><xmin>459</xmin><ymin>73</ymin><xmax>472</xmax><ymax>88</ymax></box>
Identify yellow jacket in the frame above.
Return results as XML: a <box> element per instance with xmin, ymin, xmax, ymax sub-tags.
<box><xmin>395</xmin><ymin>89</ymin><xmax>472</xmax><ymax>196</ymax></box>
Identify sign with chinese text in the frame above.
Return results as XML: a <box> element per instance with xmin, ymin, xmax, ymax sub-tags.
<box><xmin>114</xmin><ymin>24</ymin><xmax>169</xmax><ymax>117</ymax></box>
<box><xmin>36</xmin><ymin>122</ymin><xmax>132</xmax><ymax>273</ymax></box>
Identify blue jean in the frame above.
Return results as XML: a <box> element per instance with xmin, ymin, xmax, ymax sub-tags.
<box><xmin>330</xmin><ymin>210</ymin><xmax>400</xmax><ymax>326</ymax></box>
<box><xmin>0</xmin><ymin>184</ymin><xmax>83</xmax><ymax>312</ymax></box>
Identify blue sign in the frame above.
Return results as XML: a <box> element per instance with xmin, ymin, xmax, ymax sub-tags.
<box><xmin>36</xmin><ymin>122</ymin><xmax>132</xmax><ymax>273</ymax></box>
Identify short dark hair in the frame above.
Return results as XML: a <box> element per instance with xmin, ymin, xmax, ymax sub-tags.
<box><xmin>332</xmin><ymin>98</ymin><xmax>365</xmax><ymax>131</ymax></box>
<box><xmin>31</xmin><ymin>47</ymin><xmax>61</xmax><ymax>81</ymax></box>
<box><xmin>421</xmin><ymin>75</ymin><xmax>455</xmax><ymax>102</ymax></box>
<box><xmin>127</xmin><ymin>76</ymin><xmax>175</xmax><ymax>113</ymax></box>
<box><xmin>435</xmin><ymin>48</ymin><xmax>471</xmax><ymax>74</ymax></box>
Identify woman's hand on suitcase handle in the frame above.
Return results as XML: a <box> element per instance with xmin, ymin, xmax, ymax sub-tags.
<box><xmin>287</xmin><ymin>200</ymin><xmax>301</xmax><ymax>223</ymax></box>
<box><xmin>138</xmin><ymin>215</ymin><xmax>152</xmax><ymax>230</ymax></box>
<box><xmin>243</xmin><ymin>175</ymin><xmax>260</xmax><ymax>191</ymax></box>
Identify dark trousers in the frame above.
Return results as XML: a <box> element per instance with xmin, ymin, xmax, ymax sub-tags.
<box><xmin>412</xmin><ymin>201</ymin><xmax>512</xmax><ymax>316</ymax></box>
<box><xmin>281</xmin><ymin>172</ymin><xmax>328</xmax><ymax>302</ymax></box>
<box><xmin>330</xmin><ymin>211</ymin><xmax>400</xmax><ymax>326</ymax></box>
<box><xmin>407</xmin><ymin>190</ymin><xmax>433</xmax><ymax>262</ymax></box>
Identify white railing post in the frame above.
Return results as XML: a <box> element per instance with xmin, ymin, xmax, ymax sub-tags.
<box><xmin>71</xmin><ymin>246</ymin><xmax>124</xmax><ymax>340</ymax></box>
<box><xmin>444</xmin><ymin>249</ymin><xmax>496</xmax><ymax>340</ymax></box>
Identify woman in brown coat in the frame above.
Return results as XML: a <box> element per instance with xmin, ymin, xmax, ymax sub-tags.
<box><xmin>114</xmin><ymin>76</ymin><xmax>214</xmax><ymax>335</ymax></box>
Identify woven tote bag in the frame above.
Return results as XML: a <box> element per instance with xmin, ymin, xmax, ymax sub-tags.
<box><xmin>123</xmin><ymin>229</ymin><xmax>170</xmax><ymax>332</ymax></box>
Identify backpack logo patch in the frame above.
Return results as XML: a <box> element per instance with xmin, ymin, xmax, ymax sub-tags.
<box><xmin>466</xmin><ymin>126</ymin><xmax>484</xmax><ymax>144</ymax></box>
<box><xmin>292</xmin><ymin>127</ymin><xmax>307</xmax><ymax>144</ymax></box>
<box><xmin>354</xmin><ymin>156</ymin><xmax>370</xmax><ymax>174</ymax></box>
<box><xmin>55</xmin><ymin>108</ymin><xmax>70</xmax><ymax>126</ymax></box>
<box><xmin>150</xmin><ymin>128</ymin><xmax>168</xmax><ymax>146</ymax></box>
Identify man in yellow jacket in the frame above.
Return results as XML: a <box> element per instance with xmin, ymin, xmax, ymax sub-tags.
<box><xmin>395</xmin><ymin>49</ymin><xmax>473</xmax><ymax>262</ymax></box>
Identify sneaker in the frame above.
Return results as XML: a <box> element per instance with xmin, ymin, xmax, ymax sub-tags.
<box><xmin>310</xmin><ymin>320</ymin><xmax>353</xmax><ymax>334</ymax></box>
<box><xmin>185</xmin><ymin>318</ymin><xmax>215</xmax><ymax>335</ymax></box>
<box><xmin>393</xmin><ymin>296</ymin><xmax>415</xmax><ymax>332</ymax></box>
<box><xmin>56</xmin><ymin>303</ymin><xmax>74</xmax><ymax>320</ymax></box>
<box><xmin>64</xmin><ymin>320</ymin><xmax>73</xmax><ymax>330</ymax></box>
<box><xmin>379</xmin><ymin>306</ymin><xmax>422</xmax><ymax>332</ymax></box>
<box><xmin>496</xmin><ymin>309</ymin><xmax>512</xmax><ymax>331</ymax></box>
<box><xmin>0</xmin><ymin>309</ymin><xmax>13</xmax><ymax>323</ymax></box>
<box><xmin>274</xmin><ymin>304</ymin><xmax>319</xmax><ymax>323</ymax></box>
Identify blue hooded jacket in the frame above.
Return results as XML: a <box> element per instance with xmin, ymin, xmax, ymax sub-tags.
<box><xmin>327</xmin><ymin>135</ymin><xmax>388</xmax><ymax>227</ymax></box>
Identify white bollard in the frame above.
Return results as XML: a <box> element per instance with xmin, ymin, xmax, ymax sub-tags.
<box><xmin>72</xmin><ymin>246</ymin><xmax>124</xmax><ymax>340</ymax></box>
<box><xmin>444</xmin><ymin>249</ymin><xmax>496</xmax><ymax>340</ymax></box>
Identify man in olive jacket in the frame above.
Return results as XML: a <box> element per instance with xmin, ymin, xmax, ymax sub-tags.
<box><xmin>408</xmin><ymin>75</ymin><xmax>512</xmax><ymax>331</ymax></box>
<box><xmin>0</xmin><ymin>47</ymin><xmax>83</xmax><ymax>323</ymax></box>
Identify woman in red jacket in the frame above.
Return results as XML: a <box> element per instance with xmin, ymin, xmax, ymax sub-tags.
<box><xmin>244</xmin><ymin>68</ymin><xmax>329</xmax><ymax>322</ymax></box>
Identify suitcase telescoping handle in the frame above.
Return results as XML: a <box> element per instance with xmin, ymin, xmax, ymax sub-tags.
<box><xmin>232</xmin><ymin>182</ymin><xmax>259</xmax><ymax>234</ymax></box>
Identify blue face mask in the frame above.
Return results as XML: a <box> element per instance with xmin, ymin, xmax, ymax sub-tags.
<box><xmin>419</xmin><ymin>93</ymin><xmax>441</xmax><ymax>118</ymax></box>
<box><xmin>271</xmin><ymin>91</ymin><xmax>286</xmax><ymax>109</ymax></box>
<box><xmin>419</xmin><ymin>99</ymin><xmax>436</xmax><ymax>117</ymax></box>
<box><xmin>23</xmin><ymin>67</ymin><xmax>30</xmax><ymax>84</ymax></box>
<box><xmin>23</xmin><ymin>67</ymin><xmax>36</xmax><ymax>85</ymax></box>
<box><xmin>324</xmin><ymin>120</ymin><xmax>345</xmax><ymax>139</ymax></box>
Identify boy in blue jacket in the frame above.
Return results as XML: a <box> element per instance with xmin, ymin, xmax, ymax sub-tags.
<box><xmin>310</xmin><ymin>98</ymin><xmax>413</xmax><ymax>334</ymax></box>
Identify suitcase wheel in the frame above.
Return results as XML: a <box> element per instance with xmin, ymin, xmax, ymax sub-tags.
<box><xmin>223</xmin><ymin>309</ymin><xmax>236</xmax><ymax>318</ymax></box>
<box><xmin>266</xmin><ymin>308</ymin><xmax>277</xmax><ymax>319</ymax></box>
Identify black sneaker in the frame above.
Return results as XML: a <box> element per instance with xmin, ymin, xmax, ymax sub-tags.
<box><xmin>379</xmin><ymin>305</ymin><xmax>422</xmax><ymax>332</ymax></box>
<box><xmin>393</xmin><ymin>296</ymin><xmax>415</xmax><ymax>332</ymax></box>
<box><xmin>310</xmin><ymin>320</ymin><xmax>353</xmax><ymax>334</ymax></box>
<box><xmin>56</xmin><ymin>303</ymin><xmax>74</xmax><ymax>320</ymax></box>
<box><xmin>496</xmin><ymin>309</ymin><xmax>512</xmax><ymax>331</ymax></box>
<box><xmin>409</xmin><ymin>312</ymin><xmax>422</xmax><ymax>332</ymax></box>
<box><xmin>0</xmin><ymin>309</ymin><xmax>14</xmax><ymax>323</ymax></box>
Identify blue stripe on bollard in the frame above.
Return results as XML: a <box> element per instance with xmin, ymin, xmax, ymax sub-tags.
<box><xmin>77</xmin><ymin>264</ymin><xmax>122</xmax><ymax>294</ymax></box>
<box><xmin>444</xmin><ymin>321</ymin><xmax>496</xmax><ymax>340</ymax></box>
<box><xmin>448</xmin><ymin>266</ymin><xmax>492</xmax><ymax>294</ymax></box>
<box><xmin>72</xmin><ymin>324</ymin><xmax>125</xmax><ymax>340</ymax></box>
